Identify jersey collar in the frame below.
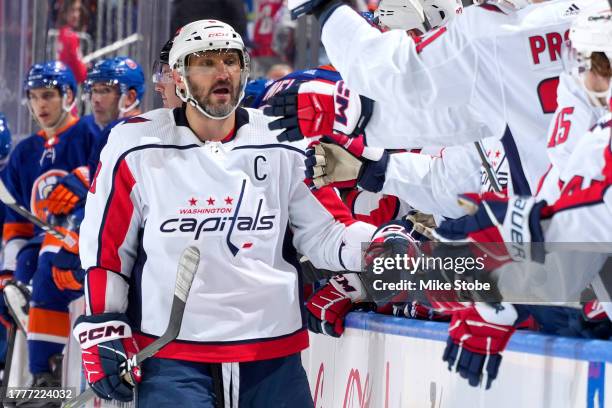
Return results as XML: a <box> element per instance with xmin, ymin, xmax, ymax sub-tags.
<box><xmin>173</xmin><ymin>104</ymin><xmax>250</xmax><ymax>143</ymax></box>
<box><xmin>36</xmin><ymin>115</ymin><xmax>79</xmax><ymax>142</ymax></box>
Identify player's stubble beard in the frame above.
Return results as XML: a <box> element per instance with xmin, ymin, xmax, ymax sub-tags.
<box><xmin>190</xmin><ymin>79</ymin><xmax>240</xmax><ymax>118</ymax></box>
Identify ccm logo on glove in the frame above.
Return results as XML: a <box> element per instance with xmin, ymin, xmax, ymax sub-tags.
<box><xmin>76</xmin><ymin>320</ymin><xmax>133</xmax><ymax>348</ymax></box>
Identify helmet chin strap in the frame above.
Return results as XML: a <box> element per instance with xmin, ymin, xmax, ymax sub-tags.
<box><xmin>118</xmin><ymin>94</ymin><xmax>141</xmax><ymax>116</ymax></box>
<box><xmin>578</xmin><ymin>74</ymin><xmax>611</xmax><ymax>108</ymax></box>
<box><xmin>176</xmin><ymin>74</ymin><xmax>246</xmax><ymax>121</ymax></box>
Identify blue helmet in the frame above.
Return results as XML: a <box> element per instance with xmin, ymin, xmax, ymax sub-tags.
<box><xmin>85</xmin><ymin>56</ymin><xmax>145</xmax><ymax>101</ymax></box>
<box><xmin>0</xmin><ymin>113</ymin><xmax>12</xmax><ymax>160</ymax></box>
<box><xmin>24</xmin><ymin>61</ymin><xmax>77</xmax><ymax>96</ymax></box>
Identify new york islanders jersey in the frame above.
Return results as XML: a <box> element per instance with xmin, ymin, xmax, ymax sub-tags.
<box><xmin>81</xmin><ymin>114</ymin><xmax>103</xmax><ymax>142</ymax></box>
<box><xmin>321</xmin><ymin>0</ymin><xmax>583</xmax><ymax>194</ymax></box>
<box><xmin>2</xmin><ymin>117</ymin><xmax>96</xmax><ymax>271</ymax></box>
<box><xmin>79</xmin><ymin>106</ymin><xmax>375</xmax><ymax>363</ymax></box>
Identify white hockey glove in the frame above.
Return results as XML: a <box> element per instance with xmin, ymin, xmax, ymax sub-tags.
<box><xmin>305</xmin><ymin>133</ymin><xmax>389</xmax><ymax>192</ymax></box>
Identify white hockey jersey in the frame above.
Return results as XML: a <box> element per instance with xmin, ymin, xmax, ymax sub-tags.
<box><xmin>537</xmin><ymin>72</ymin><xmax>608</xmax><ymax>202</ymax></box>
<box><xmin>382</xmin><ymin>145</ymin><xmax>481</xmax><ymax>219</ymax></box>
<box><xmin>545</xmin><ymin>113</ymin><xmax>612</xmax><ymax>243</ymax></box>
<box><xmin>79</xmin><ymin>106</ymin><xmax>375</xmax><ymax>363</ymax></box>
<box><xmin>379</xmin><ymin>138</ymin><xmax>508</xmax><ymax>220</ymax></box>
<box><xmin>496</xmin><ymin>113</ymin><xmax>612</xmax><ymax>302</ymax></box>
<box><xmin>322</xmin><ymin>1</ymin><xmax>585</xmax><ymax>195</ymax></box>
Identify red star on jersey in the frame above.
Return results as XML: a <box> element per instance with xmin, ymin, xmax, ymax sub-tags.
<box><xmin>188</xmin><ymin>197</ymin><xmax>198</xmax><ymax>206</ymax></box>
<box><xmin>495</xmin><ymin>150</ymin><xmax>501</xmax><ymax>158</ymax></box>
<box><xmin>207</xmin><ymin>197</ymin><xmax>215</xmax><ymax>206</ymax></box>
<box><xmin>225</xmin><ymin>196</ymin><xmax>233</xmax><ymax>205</ymax></box>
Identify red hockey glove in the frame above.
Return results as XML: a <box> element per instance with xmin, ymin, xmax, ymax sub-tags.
<box><xmin>306</xmin><ymin>273</ymin><xmax>366</xmax><ymax>337</ymax></box>
<box><xmin>442</xmin><ymin>303</ymin><xmax>519</xmax><ymax>389</ymax></box>
<box><xmin>46</xmin><ymin>166</ymin><xmax>90</xmax><ymax>215</ymax></box>
<box><xmin>433</xmin><ymin>193</ymin><xmax>550</xmax><ymax>265</ymax></box>
<box><xmin>583</xmin><ymin>300</ymin><xmax>608</xmax><ymax>322</ymax></box>
<box><xmin>73</xmin><ymin>313</ymin><xmax>141</xmax><ymax>402</ymax></box>
<box><xmin>265</xmin><ymin>79</ymin><xmax>373</xmax><ymax>142</ymax></box>
<box><xmin>580</xmin><ymin>300</ymin><xmax>612</xmax><ymax>339</ymax></box>
<box><xmin>305</xmin><ymin>133</ymin><xmax>389</xmax><ymax>191</ymax></box>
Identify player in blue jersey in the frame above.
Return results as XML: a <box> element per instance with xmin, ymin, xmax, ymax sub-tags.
<box><xmin>0</xmin><ymin>61</ymin><xmax>96</xmax><ymax>400</ymax></box>
<box><xmin>44</xmin><ymin>58</ymin><xmax>145</xmax><ymax>305</ymax></box>
<box><xmin>13</xmin><ymin>57</ymin><xmax>142</xmax><ymax>403</ymax></box>
<box><xmin>80</xmin><ymin>56</ymin><xmax>146</xmax><ymax>143</ymax></box>
<box><xmin>0</xmin><ymin>113</ymin><xmax>12</xmax><ymax>168</ymax></box>
<box><xmin>1</xmin><ymin>61</ymin><xmax>94</xmax><ymax>282</ymax></box>
<box><xmin>84</xmin><ymin>56</ymin><xmax>145</xmax><ymax>177</ymax></box>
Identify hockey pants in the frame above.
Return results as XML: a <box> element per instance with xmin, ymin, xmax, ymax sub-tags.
<box><xmin>136</xmin><ymin>352</ymin><xmax>314</xmax><ymax>408</ymax></box>
<box><xmin>27</xmin><ymin>250</ymin><xmax>81</xmax><ymax>374</ymax></box>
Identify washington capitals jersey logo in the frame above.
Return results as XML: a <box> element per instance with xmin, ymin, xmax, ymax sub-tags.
<box><xmin>158</xmin><ymin>179</ymin><xmax>278</xmax><ymax>256</ymax></box>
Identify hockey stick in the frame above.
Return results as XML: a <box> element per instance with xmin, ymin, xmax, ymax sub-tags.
<box><xmin>1</xmin><ymin>323</ymin><xmax>16</xmax><ymax>402</ymax></box>
<box><xmin>0</xmin><ymin>178</ymin><xmax>65</xmax><ymax>240</ymax></box>
<box><xmin>473</xmin><ymin>141</ymin><xmax>502</xmax><ymax>193</ymax></box>
<box><xmin>63</xmin><ymin>246</ymin><xmax>201</xmax><ymax>408</ymax></box>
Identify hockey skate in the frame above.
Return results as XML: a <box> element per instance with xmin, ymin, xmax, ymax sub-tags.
<box><xmin>14</xmin><ymin>354</ymin><xmax>62</xmax><ymax>408</ymax></box>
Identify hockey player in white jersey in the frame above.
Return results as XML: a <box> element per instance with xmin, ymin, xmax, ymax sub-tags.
<box><xmin>264</xmin><ymin>0</ymin><xmax>497</xmax><ymax>166</ymax></box>
<box><xmin>263</xmin><ymin>0</ymin><xmax>508</xmax><ymax>219</ymax></box>
<box><xmin>74</xmin><ymin>19</ymin><xmax>374</xmax><ymax>407</ymax></box>
<box><xmin>276</xmin><ymin>0</ymin><xmax>584</xmax><ymax>196</ymax></box>
<box><xmin>434</xmin><ymin>0</ymin><xmax>611</xmax><ymax>287</ymax></box>
<box><xmin>537</xmin><ymin>5</ymin><xmax>610</xmax><ymax>201</ymax></box>
<box><xmin>429</xmin><ymin>0</ymin><xmax>612</xmax><ymax>387</ymax></box>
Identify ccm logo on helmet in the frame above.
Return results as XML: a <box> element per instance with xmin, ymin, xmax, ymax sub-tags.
<box><xmin>78</xmin><ymin>325</ymin><xmax>125</xmax><ymax>344</ymax></box>
<box><xmin>208</xmin><ymin>33</ymin><xmax>227</xmax><ymax>37</ymax></box>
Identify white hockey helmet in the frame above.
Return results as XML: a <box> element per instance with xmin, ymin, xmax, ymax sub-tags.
<box><xmin>568</xmin><ymin>0</ymin><xmax>612</xmax><ymax>107</ymax></box>
<box><xmin>169</xmin><ymin>19</ymin><xmax>251</xmax><ymax>120</ymax></box>
<box><xmin>375</xmin><ymin>0</ymin><xmax>463</xmax><ymax>32</ymax></box>
<box><xmin>472</xmin><ymin>0</ymin><xmax>530</xmax><ymax>12</ymax></box>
